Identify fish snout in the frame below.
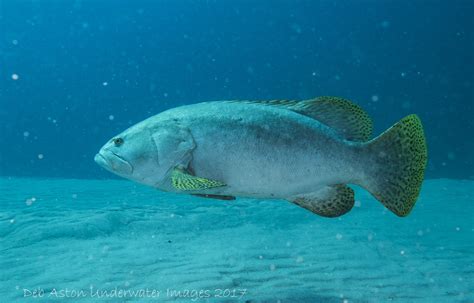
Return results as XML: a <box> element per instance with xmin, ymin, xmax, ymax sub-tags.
<box><xmin>94</xmin><ymin>149</ymin><xmax>133</xmax><ymax>175</ymax></box>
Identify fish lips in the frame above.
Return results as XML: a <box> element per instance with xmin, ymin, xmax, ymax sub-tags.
<box><xmin>94</xmin><ymin>151</ymin><xmax>133</xmax><ymax>175</ymax></box>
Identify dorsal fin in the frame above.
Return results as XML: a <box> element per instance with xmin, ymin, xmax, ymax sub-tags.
<box><xmin>291</xmin><ymin>96</ymin><xmax>373</xmax><ymax>141</ymax></box>
<box><xmin>225</xmin><ymin>97</ymin><xmax>373</xmax><ymax>141</ymax></box>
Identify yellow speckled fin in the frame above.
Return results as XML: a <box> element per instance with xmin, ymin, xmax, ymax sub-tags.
<box><xmin>294</xmin><ymin>96</ymin><xmax>373</xmax><ymax>141</ymax></box>
<box><xmin>171</xmin><ymin>168</ymin><xmax>226</xmax><ymax>191</ymax></box>
<box><xmin>289</xmin><ymin>185</ymin><xmax>355</xmax><ymax>218</ymax></box>
<box><xmin>360</xmin><ymin>114</ymin><xmax>427</xmax><ymax>217</ymax></box>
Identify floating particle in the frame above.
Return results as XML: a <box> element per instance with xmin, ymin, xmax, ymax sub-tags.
<box><xmin>259</xmin><ymin>255</ymin><xmax>263</xmax><ymax>260</ymax></box>
<box><xmin>38</xmin><ymin>154</ymin><xmax>44</xmax><ymax>159</ymax></box>
<box><xmin>343</xmin><ymin>300</ymin><xmax>349</xmax><ymax>303</ymax></box>
<box><xmin>381</xmin><ymin>20</ymin><xmax>390</xmax><ymax>28</ymax></box>
<box><xmin>108</xmin><ymin>115</ymin><xmax>114</xmax><ymax>120</ymax></box>
<box><xmin>23</xmin><ymin>131</ymin><xmax>30</xmax><ymax>137</ymax></box>
<box><xmin>10</xmin><ymin>219</ymin><xmax>15</xmax><ymax>223</ymax></box>
<box><xmin>72</xmin><ymin>193</ymin><xmax>78</xmax><ymax>199</ymax></box>
<box><xmin>400</xmin><ymin>250</ymin><xmax>405</xmax><ymax>255</ymax></box>
<box><xmin>371</xmin><ymin>95</ymin><xmax>379</xmax><ymax>102</ymax></box>
<box><xmin>11</xmin><ymin>74</ymin><xmax>19</xmax><ymax>80</ymax></box>
<box><xmin>312</xmin><ymin>72</ymin><xmax>316</xmax><ymax>76</ymax></box>
<box><xmin>102</xmin><ymin>81</ymin><xmax>108</xmax><ymax>86</ymax></box>
<box><xmin>354</xmin><ymin>200</ymin><xmax>361</xmax><ymax>208</ymax></box>
<box><xmin>417</xmin><ymin>230</ymin><xmax>424</xmax><ymax>236</ymax></box>
<box><xmin>286</xmin><ymin>241</ymin><xmax>292</xmax><ymax>247</ymax></box>
<box><xmin>12</xmin><ymin>39</ymin><xmax>18</xmax><ymax>45</ymax></box>
<box><xmin>367</xmin><ymin>234</ymin><xmax>374</xmax><ymax>241</ymax></box>
<box><xmin>269</xmin><ymin>264</ymin><xmax>276</xmax><ymax>271</ymax></box>
<box><xmin>401</xmin><ymin>72</ymin><xmax>406</xmax><ymax>77</ymax></box>
<box><xmin>296</xmin><ymin>256</ymin><xmax>304</xmax><ymax>263</ymax></box>
<box><xmin>336</xmin><ymin>233</ymin><xmax>343</xmax><ymax>240</ymax></box>
<box><xmin>455</xmin><ymin>227</ymin><xmax>460</xmax><ymax>231</ymax></box>
<box><xmin>334</xmin><ymin>75</ymin><xmax>341</xmax><ymax>81</ymax></box>
<box><xmin>25</xmin><ymin>197</ymin><xmax>36</xmax><ymax>206</ymax></box>
<box><xmin>163</xmin><ymin>92</ymin><xmax>168</xmax><ymax>97</ymax></box>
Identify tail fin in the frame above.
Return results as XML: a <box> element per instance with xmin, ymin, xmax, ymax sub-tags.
<box><xmin>359</xmin><ymin>114</ymin><xmax>428</xmax><ymax>216</ymax></box>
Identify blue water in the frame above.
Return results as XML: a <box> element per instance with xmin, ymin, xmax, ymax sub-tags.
<box><xmin>1</xmin><ymin>1</ymin><xmax>473</xmax><ymax>302</ymax></box>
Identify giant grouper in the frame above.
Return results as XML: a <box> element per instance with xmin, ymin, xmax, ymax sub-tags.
<box><xmin>95</xmin><ymin>96</ymin><xmax>428</xmax><ymax>217</ymax></box>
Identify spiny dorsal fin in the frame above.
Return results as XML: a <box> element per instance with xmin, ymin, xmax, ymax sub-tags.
<box><xmin>289</xmin><ymin>184</ymin><xmax>355</xmax><ymax>218</ymax></box>
<box><xmin>225</xmin><ymin>97</ymin><xmax>373</xmax><ymax>141</ymax></box>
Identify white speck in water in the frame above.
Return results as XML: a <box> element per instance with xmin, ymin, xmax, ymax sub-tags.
<box><xmin>417</xmin><ymin>230</ymin><xmax>424</xmax><ymax>236</ymax></box>
<box><xmin>11</xmin><ymin>74</ymin><xmax>19</xmax><ymax>80</ymax></box>
<box><xmin>163</xmin><ymin>92</ymin><xmax>168</xmax><ymax>97</ymax></box>
<box><xmin>296</xmin><ymin>256</ymin><xmax>304</xmax><ymax>263</ymax></box>
<box><xmin>38</xmin><ymin>154</ymin><xmax>44</xmax><ymax>159</ymax></box>
<box><xmin>23</xmin><ymin>131</ymin><xmax>30</xmax><ymax>137</ymax></box>
<box><xmin>354</xmin><ymin>200</ymin><xmax>361</xmax><ymax>208</ymax></box>
<box><xmin>334</xmin><ymin>75</ymin><xmax>341</xmax><ymax>81</ymax></box>
<box><xmin>124</xmin><ymin>281</ymin><xmax>130</xmax><ymax>287</ymax></box>
<box><xmin>343</xmin><ymin>299</ymin><xmax>349</xmax><ymax>303</ymax></box>
<box><xmin>102</xmin><ymin>81</ymin><xmax>108</xmax><ymax>86</ymax></box>
<box><xmin>12</xmin><ymin>39</ymin><xmax>18</xmax><ymax>45</ymax></box>
<box><xmin>368</xmin><ymin>234</ymin><xmax>374</xmax><ymax>241</ymax></box>
<box><xmin>336</xmin><ymin>233</ymin><xmax>343</xmax><ymax>240</ymax></box>
<box><xmin>259</xmin><ymin>255</ymin><xmax>263</xmax><ymax>260</ymax></box>
<box><xmin>400</xmin><ymin>250</ymin><xmax>405</xmax><ymax>255</ymax></box>
<box><xmin>286</xmin><ymin>241</ymin><xmax>292</xmax><ymax>247</ymax></box>
<box><xmin>25</xmin><ymin>197</ymin><xmax>36</xmax><ymax>206</ymax></box>
<box><xmin>312</xmin><ymin>72</ymin><xmax>316</xmax><ymax>76</ymax></box>
<box><xmin>10</xmin><ymin>219</ymin><xmax>15</xmax><ymax>224</ymax></box>
<box><xmin>269</xmin><ymin>264</ymin><xmax>276</xmax><ymax>271</ymax></box>
<box><xmin>401</xmin><ymin>72</ymin><xmax>406</xmax><ymax>77</ymax></box>
<box><xmin>72</xmin><ymin>194</ymin><xmax>78</xmax><ymax>199</ymax></box>
<box><xmin>371</xmin><ymin>95</ymin><xmax>379</xmax><ymax>102</ymax></box>
<box><xmin>455</xmin><ymin>227</ymin><xmax>460</xmax><ymax>231</ymax></box>
<box><xmin>108</xmin><ymin>115</ymin><xmax>114</xmax><ymax>120</ymax></box>
<box><xmin>169</xmin><ymin>213</ymin><xmax>175</xmax><ymax>218</ymax></box>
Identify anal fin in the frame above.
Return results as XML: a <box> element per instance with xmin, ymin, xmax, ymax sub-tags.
<box><xmin>289</xmin><ymin>185</ymin><xmax>354</xmax><ymax>217</ymax></box>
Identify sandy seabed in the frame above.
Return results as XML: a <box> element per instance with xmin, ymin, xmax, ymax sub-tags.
<box><xmin>0</xmin><ymin>177</ymin><xmax>473</xmax><ymax>303</ymax></box>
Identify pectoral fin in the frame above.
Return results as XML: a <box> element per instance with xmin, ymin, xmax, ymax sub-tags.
<box><xmin>171</xmin><ymin>168</ymin><xmax>226</xmax><ymax>191</ymax></box>
<box><xmin>289</xmin><ymin>185</ymin><xmax>354</xmax><ymax>217</ymax></box>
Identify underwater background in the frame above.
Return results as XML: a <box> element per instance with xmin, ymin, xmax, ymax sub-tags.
<box><xmin>1</xmin><ymin>1</ymin><xmax>473</xmax><ymax>302</ymax></box>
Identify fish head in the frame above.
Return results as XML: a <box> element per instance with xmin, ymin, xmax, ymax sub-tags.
<box><xmin>95</xmin><ymin>124</ymin><xmax>160</xmax><ymax>185</ymax></box>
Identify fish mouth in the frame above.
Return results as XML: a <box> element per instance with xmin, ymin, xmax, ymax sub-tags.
<box><xmin>94</xmin><ymin>151</ymin><xmax>133</xmax><ymax>175</ymax></box>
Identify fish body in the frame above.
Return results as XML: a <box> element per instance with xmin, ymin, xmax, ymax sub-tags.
<box><xmin>95</xmin><ymin>97</ymin><xmax>428</xmax><ymax>217</ymax></box>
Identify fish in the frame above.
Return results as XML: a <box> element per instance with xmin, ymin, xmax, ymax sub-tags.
<box><xmin>94</xmin><ymin>96</ymin><xmax>428</xmax><ymax>217</ymax></box>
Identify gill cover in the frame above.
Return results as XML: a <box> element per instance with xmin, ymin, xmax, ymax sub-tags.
<box><xmin>151</xmin><ymin>122</ymin><xmax>196</xmax><ymax>180</ymax></box>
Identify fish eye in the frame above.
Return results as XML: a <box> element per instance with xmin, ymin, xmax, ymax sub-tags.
<box><xmin>113</xmin><ymin>137</ymin><xmax>124</xmax><ymax>146</ymax></box>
